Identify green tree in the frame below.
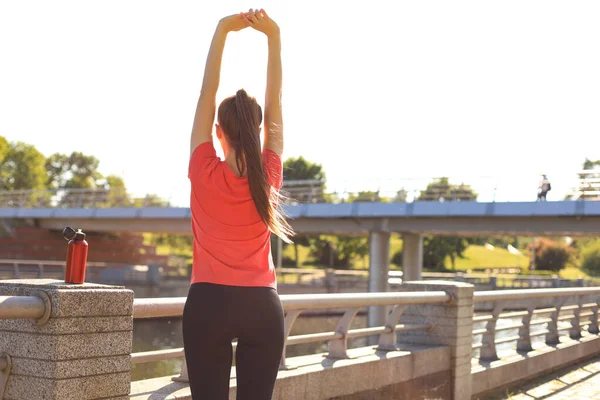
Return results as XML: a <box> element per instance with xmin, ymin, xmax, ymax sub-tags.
<box><xmin>583</xmin><ymin>158</ymin><xmax>600</xmax><ymax>170</ymax></box>
<box><xmin>283</xmin><ymin>156</ymin><xmax>326</xmax><ymax>182</ymax></box>
<box><xmin>419</xmin><ymin>177</ymin><xmax>477</xmax><ymax>202</ymax></box>
<box><xmin>417</xmin><ymin>178</ymin><xmax>478</xmax><ymax>271</ymax></box>
<box><xmin>0</xmin><ymin>140</ymin><xmax>47</xmax><ymax>191</ymax></box>
<box><xmin>582</xmin><ymin>242</ymin><xmax>600</xmax><ymax>276</ymax></box>
<box><xmin>46</xmin><ymin>151</ymin><xmax>102</xmax><ymax>189</ymax></box>
<box><xmin>282</xmin><ymin>156</ymin><xmax>326</xmax><ymax>267</ymax></box>
<box><xmin>528</xmin><ymin>238</ymin><xmax>574</xmax><ymax>272</ymax></box>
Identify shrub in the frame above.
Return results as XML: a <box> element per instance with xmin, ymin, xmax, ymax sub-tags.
<box><xmin>582</xmin><ymin>243</ymin><xmax>600</xmax><ymax>276</ymax></box>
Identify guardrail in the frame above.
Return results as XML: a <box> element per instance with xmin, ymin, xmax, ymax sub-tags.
<box><xmin>131</xmin><ymin>291</ymin><xmax>451</xmax><ymax>382</ymax></box>
<box><xmin>472</xmin><ymin>288</ymin><xmax>600</xmax><ymax>360</ymax></box>
<box><xmin>2</xmin><ymin>172</ymin><xmax>599</xmax><ymax>208</ymax></box>
<box><xmin>277</xmin><ymin>268</ymin><xmax>600</xmax><ymax>290</ymax></box>
<box><xmin>0</xmin><ymin>296</ymin><xmax>46</xmax><ymax>320</ymax></box>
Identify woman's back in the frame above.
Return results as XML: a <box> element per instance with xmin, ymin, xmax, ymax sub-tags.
<box><xmin>188</xmin><ymin>142</ymin><xmax>283</xmax><ymax>288</ymax></box>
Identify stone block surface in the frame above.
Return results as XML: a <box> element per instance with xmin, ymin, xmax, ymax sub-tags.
<box><xmin>9</xmin><ymin>355</ymin><xmax>131</xmax><ymax>379</ymax></box>
<box><xmin>5</xmin><ymin>372</ymin><xmax>131</xmax><ymax>400</ymax></box>
<box><xmin>0</xmin><ymin>315</ymin><xmax>133</xmax><ymax>334</ymax></box>
<box><xmin>0</xmin><ymin>330</ymin><xmax>132</xmax><ymax>360</ymax></box>
<box><xmin>0</xmin><ymin>279</ymin><xmax>133</xmax><ymax>318</ymax></box>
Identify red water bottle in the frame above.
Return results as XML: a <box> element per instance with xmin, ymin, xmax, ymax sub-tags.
<box><xmin>63</xmin><ymin>227</ymin><xmax>88</xmax><ymax>284</ymax></box>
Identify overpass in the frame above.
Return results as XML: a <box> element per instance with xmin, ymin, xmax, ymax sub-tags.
<box><xmin>2</xmin><ymin>200</ymin><xmax>600</xmax><ymax>287</ymax></box>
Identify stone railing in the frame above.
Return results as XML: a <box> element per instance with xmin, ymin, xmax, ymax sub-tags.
<box><xmin>1</xmin><ymin>280</ymin><xmax>600</xmax><ymax>399</ymax></box>
<box><xmin>471</xmin><ymin>287</ymin><xmax>600</xmax><ymax>397</ymax></box>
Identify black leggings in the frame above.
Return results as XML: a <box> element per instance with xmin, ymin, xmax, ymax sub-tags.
<box><xmin>182</xmin><ymin>282</ymin><xmax>285</xmax><ymax>400</ymax></box>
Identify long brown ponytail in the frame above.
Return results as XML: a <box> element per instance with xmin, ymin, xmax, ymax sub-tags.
<box><xmin>218</xmin><ymin>89</ymin><xmax>294</xmax><ymax>243</ymax></box>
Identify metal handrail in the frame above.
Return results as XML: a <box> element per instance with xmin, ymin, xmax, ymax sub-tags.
<box><xmin>130</xmin><ymin>291</ymin><xmax>449</xmax><ymax>375</ymax></box>
<box><xmin>0</xmin><ymin>296</ymin><xmax>46</xmax><ymax>319</ymax></box>
<box><xmin>474</xmin><ymin>287</ymin><xmax>600</xmax><ymax>302</ymax></box>
<box><xmin>133</xmin><ymin>292</ymin><xmax>450</xmax><ymax>319</ymax></box>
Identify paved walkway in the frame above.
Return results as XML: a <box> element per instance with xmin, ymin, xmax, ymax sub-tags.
<box><xmin>484</xmin><ymin>356</ymin><xmax>600</xmax><ymax>400</ymax></box>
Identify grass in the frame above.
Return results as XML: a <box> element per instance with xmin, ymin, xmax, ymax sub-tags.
<box><xmin>281</xmin><ymin>240</ymin><xmax>531</xmax><ymax>272</ymax></box>
<box><xmin>449</xmin><ymin>245</ymin><xmax>530</xmax><ymax>271</ymax></box>
<box><xmin>559</xmin><ymin>266</ymin><xmax>588</xmax><ymax>279</ymax></box>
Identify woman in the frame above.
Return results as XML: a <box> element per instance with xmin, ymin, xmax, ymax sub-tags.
<box><xmin>183</xmin><ymin>9</ymin><xmax>294</xmax><ymax>400</ymax></box>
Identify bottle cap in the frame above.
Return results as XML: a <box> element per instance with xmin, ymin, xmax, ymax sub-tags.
<box><xmin>63</xmin><ymin>227</ymin><xmax>86</xmax><ymax>241</ymax></box>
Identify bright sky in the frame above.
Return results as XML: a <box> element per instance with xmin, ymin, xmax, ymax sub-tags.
<box><xmin>1</xmin><ymin>1</ymin><xmax>599</xmax><ymax>206</ymax></box>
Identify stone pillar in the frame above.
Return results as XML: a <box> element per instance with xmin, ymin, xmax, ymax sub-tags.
<box><xmin>397</xmin><ymin>281</ymin><xmax>474</xmax><ymax>400</ymax></box>
<box><xmin>0</xmin><ymin>279</ymin><xmax>134</xmax><ymax>400</ymax></box>
<box><xmin>367</xmin><ymin>231</ymin><xmax>390</xmax><ymax>334</ymax></box>
<box><xmin>402</xmin><ymin>232</ymin><xmax>423</xmax><ymax>281</ymax></box>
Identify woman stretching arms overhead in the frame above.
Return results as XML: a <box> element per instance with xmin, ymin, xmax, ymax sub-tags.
<box><xmin>183</xmin><ymin>9</ymin><xmax>294</xmax><ymax>400</ymax></box>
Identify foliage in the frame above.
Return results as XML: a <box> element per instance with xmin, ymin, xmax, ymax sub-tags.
<box><xmin>282</xmin><ymin>156</ymin><xmax>327</xmax><ymax>266</ymax></box>
<box><xmin>391</xmin><ymin>249</ymin><xmax>403</xmax><ymax>267</ymax></box>
<box><xmin>416</xmin><ymin>177</ymin><xmax>478</xmax><ymax>271</ymax></box>
<box><xmin>346</xmin><ymin>191</ymin><xmax>391</xmax><ymax>203</ymax></box>
<box><xmin>0</xmin><ymin>139</ymin><xmax>47</xmax><ymax>191</ymax></box>
<box><xmin>46</xmin><ymin>151</ymin><xmax>102</xmax><ymax>189</ymax></box>
<box><xmin>282</xmin><ymin>156</ymin><xmax>326</xmax><ymax>181</ymax></box>
<box><xmin>308</xmin><ymin>235</ymin><xmax>369</xmax><ymax>269</ymax></box>
<box><xmin>418</xmin><ymin>177</ymin><xmax>477</xmax><ymax>202</ymax></box>
<box><xmin>583</xmin><ymin>158</ymin><xmax>600</xmax><ymax>170</ymax></box>
<box><xmin>422</xmin><ymin>236</ymin><xmax>469</xmax><ymax>271</ymax></box>
<box><xmin>528</xmin><ymin>238</ymin><xmax>575</xmax><ymax>272</ymax></box>
<box><xmin>581</xmin><ymin>242</ymin><xmax>600</xmax><ymax>276</ymax></box>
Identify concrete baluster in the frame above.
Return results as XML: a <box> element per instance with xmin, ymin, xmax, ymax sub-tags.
<box><xmin>280</xmin><ymin>310</ymin><xmax>301</xmax><ymax>370</ymax></box>
<box><xmin>588</xmin><ymin>297</ymin><xmax>600</xmax><ymax>335</ymax></box>
<box><xmin>517</xmin><ymin>304</ymin><xmax>536</xmax><ymax>352</ymax></box>
<box><xmin>13</xmin><ymin>263</ymin><xmax>19</xmax><ymax>279</ymax></box>
<box><xmin>328</xmin><ymin>307</ymin><xmax>360</xmax><ymax>359</ymax></box>
<box><xmin>38</xmin><ymin>263</ymin><xmax>44</xmax><ymax>278</ymax></box>
<box><xmin>569</xmin><ymin>297</ymin><xmax>583</xmax><ymax>339</ymax></box>
<box><xmin>546</xmin><ymin>303</ymin><xmax>563</xmax><ymax>345</ymax></box>
<box><xmin>172</xmin><ymin>357</ymin><xmax>189</xmax><ymax>383</ymax></box>
<box><xmin>377</xmin><ymin>305</ymin><xmax>408</xmax><ymax>351</ymax></box>
<box><xmin>481</xmin><ymin>302</ymin><xmax>504</xmax><ymax>360</ymax></box>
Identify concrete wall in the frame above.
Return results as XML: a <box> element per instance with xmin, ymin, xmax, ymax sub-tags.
<box><xmin>0</xmin><ymin>279</ymin><xmax>133</xmax><ymax>400</ymax></box>
<box><xmin>129</xmin><ymin>345</ymin><xmax>452</xmax><ymax>400</ymax></box>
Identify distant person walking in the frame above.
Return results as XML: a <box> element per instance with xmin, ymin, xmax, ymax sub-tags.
<box><xmin>537</xmin><ymin>174</ymin><xmax>551</xmax><ymax>201</ymax></box>
<box><xmin>183</xmin><ymin>9</ymin><xmax>293</xmax><ymax>400</ymax></box>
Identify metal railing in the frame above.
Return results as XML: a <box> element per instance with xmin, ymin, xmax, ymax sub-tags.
<box><xmin>0</xmin><ymin>296</ymin><xmax>46</xmax><ymax>320</ymax></box>
<box><xmin>472</xmin><ymin>287</ymin><xmax>600</xmax><ymax>360</ymax></box>
<box><xmin>2</xmin><ymin>172</ymin><xmax>598</xmax><ymax>208</ymax></box>
<box><xmin>131</xmin><ymin>291</ymin><xmax>451</xmax><ymax>382</ymax></box>
<box><xmin>276</xmin><ymin>268</ymin><xmax>600</xmax><ymax>290</ymax></box>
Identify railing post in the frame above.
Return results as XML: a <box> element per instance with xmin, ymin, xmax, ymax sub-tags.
<box><xmin>481</xmin><ymin>302</ymin><xmax>504</xmax><ymax>361</ymax></box>
<box><xmin>570</xmin><ymin>297</ymin><xmax>583</xmax><ymax>339</ymax></box>
<box><xmin>328</xmin><ymin>307</ymin><xmax>360</xmax><ymax>359</ymax></box>
<box><xmin>38</xmin><ymin>263</ymin><xmax>44</xmax><ymax>279</ymax></box>
<box><xmin>377</xmin><ymin>305</ymin><xmax>407</xmax><ymax>351</ymax></box>
<box><xmin>0</xmin><ymin>279</ymin><xmax>134</xmax><ymax>399</ymax></box>
<box><xmin>280</xmin><ymin>310</ymin><xmax>301</xmax><ymax>369</ymax></box>
<box><xmin>12</xmin><ymin>263</ymin><xmax>19</xmax><ymax>279</ymax></box>
<box><xmin>546</xmin><ymin>303</ymin><xmax>563</xmax><ymax>345</ymax></box>
<box><xmin>517</xmin><ymin>304</ymin><xmax>536</xmax><ymax>352</ymax></box>
<box><xmin>489</xmin><ymin>276</ymin><xmax>497</xmax><ymax>290</ymax></box>
<box><xmin>396</xmin><ymin>281</ymin><xmax>474</xmax><ymax>400</ymax></box>
<box><xmin>589</xmin><ymin>300</ymin><xmax>599</xmax><ymax>335</ymax></box>
<box><xmin>172</xmin><ymin>357</ymin><xmax>189</xmax><ymax>383</ymax></box>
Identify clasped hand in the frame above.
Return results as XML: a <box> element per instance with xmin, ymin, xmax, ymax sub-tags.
<box><xmin>219</xmin><ymin>9</ymin><xmax>279</xmax><ymax>37</ymax></box>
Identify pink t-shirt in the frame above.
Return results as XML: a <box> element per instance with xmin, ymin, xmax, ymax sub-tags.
<box><xmin>188</xmin><ymin>141</ymin><xmax>283</xmax><ymax>289</ymax></box>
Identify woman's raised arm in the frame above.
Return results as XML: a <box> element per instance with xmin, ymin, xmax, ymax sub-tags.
<box><xmin>245</xmin><ymin>9</ymin><xmax>283</xmax><ymax>157</ymax></box>
<box><xmin>190</xmin><ymin>14</ymin><xmax>248</xmax><ymax>156</ymax></box>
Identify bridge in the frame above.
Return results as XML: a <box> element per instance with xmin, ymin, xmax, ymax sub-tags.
<box><xmin>2</xmin><ymin>199</ymin><xmax>600</xmax><ymax>305</ymax></box>
<box><xmin>1</xmin><ymin>279</ymin><xmax>600</xmax><ymax>399</ymax></box>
